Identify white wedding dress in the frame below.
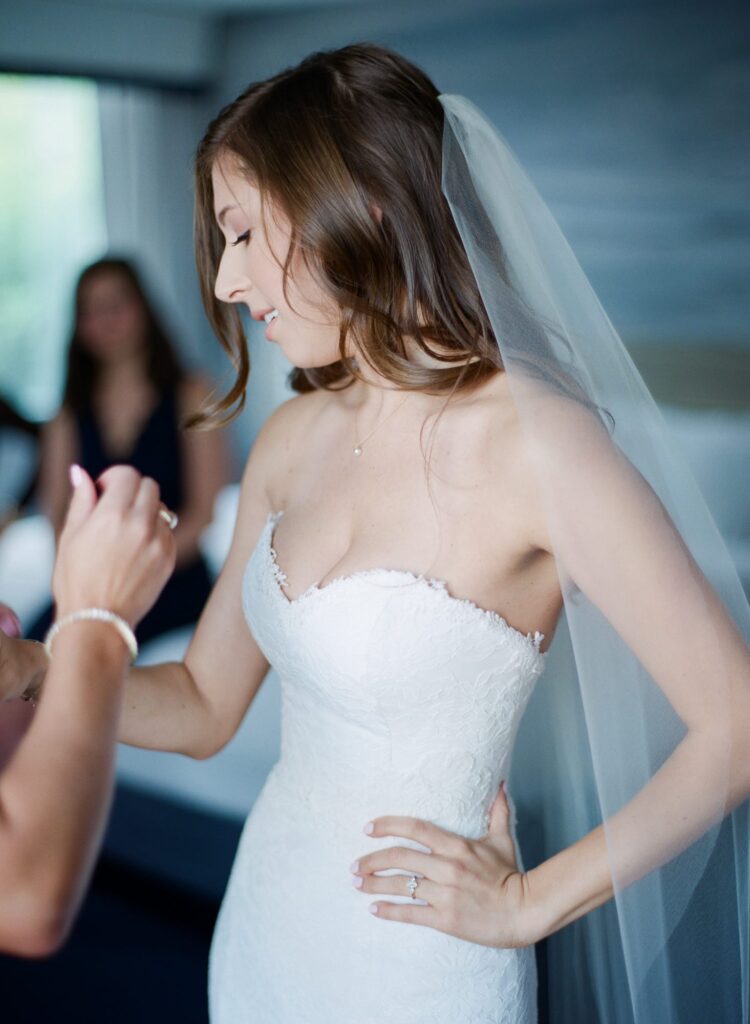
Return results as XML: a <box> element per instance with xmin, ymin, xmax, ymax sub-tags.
<box><xmin>208</xmin><ymin>508</ymin><xmax>548</xmax><ymax>1023</ymax></box>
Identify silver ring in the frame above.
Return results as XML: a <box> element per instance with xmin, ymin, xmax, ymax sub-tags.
<box><xmin>407</xmin><ymin>875</ymin><xmax>419</xmax><ymax>899</ymax></box>
<box><xmin>158</xmin><ymin>507</ymin><xmax>179</xmax><ymax>531</ymax></box>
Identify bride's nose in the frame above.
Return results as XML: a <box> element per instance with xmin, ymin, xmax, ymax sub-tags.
<box><xmin>214</xmin><ymin>250</ymin><xmax>250</xmax><ymax>304</ymax></box>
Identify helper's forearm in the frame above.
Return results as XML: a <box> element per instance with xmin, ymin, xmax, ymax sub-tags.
<box><xmin>119</xmin><ymin>659</ymin><xmax>219</xmax><ymax>759</ymax></box>
<box><xmin>526</xmin><ymin>727</ymin><xmax>750</xmax><ymax>941</ymax></box>
<box><xmin>0</xmin><ymin>623</ymin><xmax>128</xmax><ymax>955</ymax></box>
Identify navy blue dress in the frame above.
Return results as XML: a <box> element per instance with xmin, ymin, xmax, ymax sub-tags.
<box><xmin>29</xmin><ymin>387</ymin><xmax>213</xmax><ymax>646</ymax></box>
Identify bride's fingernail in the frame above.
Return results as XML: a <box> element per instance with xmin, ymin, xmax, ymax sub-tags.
<box><xmin>363</xmin><ymin>822</ymin><xmax>374</xmax><ymax>834</ymax></box>
<box><xmin>69</xmin><ymin>464</ymin><xmax>83</xmax><ymax>488</ymax></box>
<box><xmin>369</xmin><ymin>904</ymin><xmax>379</xmax><ymax>914</ymax></box>
<box><xmin>350</xmin><ymin>860</ymin><xmax>359</xmax><ymax>872</ymax></box>
<box><xmin>352</xmin><ymin>876</ymin><xmax>363</xmax><ymax>888</ymax></box>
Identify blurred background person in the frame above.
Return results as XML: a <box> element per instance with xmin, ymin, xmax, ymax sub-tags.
<box><xmin>0</xmin><ymin>394</ymin><xmax>41</xmax><ymax>531</ymax></box>
<box><xmin>26</xmin><ymin>256</ymin><xmax>229</xmax><ymax>646</ymax></box>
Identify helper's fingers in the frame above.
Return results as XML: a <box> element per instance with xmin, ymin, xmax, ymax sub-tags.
<box><xmin>95</xmin><ymin>465</ymin><xmax>142</xmax><ymax>512</ymax></box>
<box><xmin>132</xmin><ymin>476</ymin><xmax>161</xmax><ymax>525</ymax></box>
<box><xmin>60</xmin><ymin>464</ymin><xmax>97</xmax><ymax>539</ymax></box>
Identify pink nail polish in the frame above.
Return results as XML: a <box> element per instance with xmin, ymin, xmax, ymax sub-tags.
<box><xmin>369</xmin><ymin>904</ymin><xmax>379</xmax><ymax>914</ymax></box>
<box><xmin>69</xmin><ymin>463</ymin><xmax>83</xmax><ymax>488</ymax></box>
<box><xmin>350</xmin><ymin>861</ymin><xmax>359</xmax><ymax>872</ymax></box>
<box><xmin>363</xmin><ymin>822</ymin><xmax>374</xmax><ymax>834</ymax></box>
<box><xmin>352</xmin><ymin>876</ymin><xmax>363</xmax><ymax>888</ymax></box>
<box><xmin>0</xmin><ymin>614</ymin><xmax>20</xmax><ymax>638</ymax></box>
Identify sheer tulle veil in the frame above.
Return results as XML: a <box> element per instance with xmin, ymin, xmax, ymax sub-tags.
<box><xmin>436</xmin><ymin>93</ymin><xmax>750</xmax><ymax>1023</ymax></box>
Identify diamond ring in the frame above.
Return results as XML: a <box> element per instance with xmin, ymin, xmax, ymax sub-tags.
<box><xmin>158</xmin><ymin>507</ymin><xmax>179</xmax><ymax>531</ymax></box>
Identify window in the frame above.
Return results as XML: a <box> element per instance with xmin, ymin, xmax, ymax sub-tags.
<box><xmin>0</xmin><ymin>74</ymin><xmax>107</xmax><ymax>421</ymax></box>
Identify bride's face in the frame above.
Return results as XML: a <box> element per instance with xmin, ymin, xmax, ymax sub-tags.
<box><xmin>211</xmin><ymin>155</ymin><xmax>346</xmax><ymax>368</ymax></box>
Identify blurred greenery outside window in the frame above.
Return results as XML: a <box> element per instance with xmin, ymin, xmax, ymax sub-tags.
<box><xmin>0</xmin><ymin>74</ymin><xmax>107</xmax><ymax>421</ymax></box>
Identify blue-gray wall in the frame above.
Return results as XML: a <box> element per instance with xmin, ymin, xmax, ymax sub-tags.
<box><xmin>214</xmin><ymin>0</ymin><xmax>750</xmax><ymax>345</ymax></box>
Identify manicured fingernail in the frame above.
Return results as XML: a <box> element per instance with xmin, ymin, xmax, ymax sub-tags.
<box><xmin>69</xmin><ymin>464</ymin><xmax>83</xmax><ymax>488</ymax></box>
<box><xmin>352</xmin><ymin>876</ymin><xmax>363</xmax><ymax>888</ymax></box>
<box><xmin>369</xmin><ymin>904</ymin><xmax>379</xmax><ymax>914</ymax></box>
<box><xmin>363</xmin><ymin>822</ymin><xmax>374</xmax><ymax>834</ymax></box>
<box><xmin>350</xmin><ymin>860</ymin><xmax>359</xmax><ymax>872</ymax></box>
<box><xmin>501</xmin><ymin>779</ymin><xmax>507</xmax><ymax>794</ymax></box>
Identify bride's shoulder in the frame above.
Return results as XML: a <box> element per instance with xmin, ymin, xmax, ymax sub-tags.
<box><xmin>445</xmin><ymin>369</ymin><xmax>522</xmax><ymax>458</ymax></box>
<box><xmin>255</xmin><ymin>388</ymin><xmax>329</xmax><ymax>447</ymax></box>
<box><xmin>244</xmin><ymin>388</ymin><xmax>329</xmax><ymax>485</ymax></box>
<box><xmin>457</xmin><ymin>371</ymin><xmax>554</xmax><ymax>554</ymax></box>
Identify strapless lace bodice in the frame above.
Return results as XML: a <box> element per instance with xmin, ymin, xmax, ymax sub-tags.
<box><xmin>209</xmin><ymin>508</ymin><xmax>547</xmax><ymax>1023</ymax></box>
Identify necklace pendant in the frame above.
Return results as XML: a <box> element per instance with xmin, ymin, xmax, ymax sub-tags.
<box><xmin>353</xmin><ymin>446</ymin><xmax>363</xmax><ymax>456</ymax></box>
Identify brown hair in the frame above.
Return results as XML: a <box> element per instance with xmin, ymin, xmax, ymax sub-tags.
<box><xmin>189</xmin><ymin>42</ymin><xmax>505</xmax><ymax>430</ymax></box>
<box><xmin>63</xmin><ymin>257</ymin><xmax>184</xmax><ymax>415</ymax></box>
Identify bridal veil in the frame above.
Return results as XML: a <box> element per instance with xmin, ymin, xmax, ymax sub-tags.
<box><xmin>427</xmin><ymin>94</ymin><xmax>749</xmax><ymax>1023</ymax></box>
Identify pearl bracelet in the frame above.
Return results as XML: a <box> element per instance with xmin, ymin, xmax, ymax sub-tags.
<box><xmin>43</xmin><ymin>608</ymin><xmax>139</xmax><ymax>664</ymax></box>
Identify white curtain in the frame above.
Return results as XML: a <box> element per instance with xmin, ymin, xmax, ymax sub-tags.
<box><xmin>96</xmin><ymin>82</ymin><xmax>210</xmax><ymax>371</ymax></box>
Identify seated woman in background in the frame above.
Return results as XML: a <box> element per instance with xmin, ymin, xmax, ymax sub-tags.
<box><xmin>0</xmin><ymin>394</ymin><xmax>41</xmax><ymax>529</ymax></box>
<box><xmin>28</xmin><ymin>256</ymin><xmax>229</xmax><ymax>646</ymax></box>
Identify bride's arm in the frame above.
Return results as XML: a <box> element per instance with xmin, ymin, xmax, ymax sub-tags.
<box><xmin>5</xmin><ymin>396</ymin><xmax>307</xmax><ymax>760</ymax></box>
<box><xmin>521</xmin><ymin>399</ymin><xmax>750</xmax><ymax>942</ymax></box>
<box><xmin>114</xmin><ymin>452</ymin><xmax>272</xmax><ymax>760</ymax></box>
<box><xmin>112</xmin><ymin>407</ymin><xmax>283</xmax><ymax>761</ymax></box>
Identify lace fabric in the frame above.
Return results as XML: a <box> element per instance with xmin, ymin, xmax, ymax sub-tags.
<box><xmin>266</xmin><ymin>509</ymin><xmax>546</xmax><ymax>658</ymax></box>
<box><xmin>208</xmin><ymin>509</ymin><xmax>545</xmax><ymax>1023</ymax></box>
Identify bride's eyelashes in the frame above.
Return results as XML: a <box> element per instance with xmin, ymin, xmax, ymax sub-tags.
<box><xmin>231</xmin><ymin>230</ymin><xmax>252</xmax><ymax>247</ymax></box>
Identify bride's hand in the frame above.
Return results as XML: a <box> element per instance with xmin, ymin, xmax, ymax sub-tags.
<box><xmin>351</xmin><ymin>780</ymin><xmax>540</xmax><ymax>948</ymax></box>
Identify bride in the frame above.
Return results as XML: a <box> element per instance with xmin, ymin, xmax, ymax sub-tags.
<box><xmin>6</xmin><ymin>42</ymin><xmax>750</xmax><ymax>1023</ymax></box>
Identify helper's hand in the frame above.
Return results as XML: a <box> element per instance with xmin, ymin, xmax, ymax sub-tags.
<box><xmin>52</xmin><ymin>464</ymin><xmax>177</xmax><ymax>628</ymax></box>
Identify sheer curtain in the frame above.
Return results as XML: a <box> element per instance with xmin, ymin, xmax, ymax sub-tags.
<box><xmin>96</xmin><ymin>82</ymin><xmax>210</xmax><ymax>372</ymax></box>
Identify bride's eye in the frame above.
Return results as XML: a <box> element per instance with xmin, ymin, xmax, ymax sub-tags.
<box><xmin>231</xmin><ymin>230</ymin><xmax>251</xmax><ymax>247</ymax></box>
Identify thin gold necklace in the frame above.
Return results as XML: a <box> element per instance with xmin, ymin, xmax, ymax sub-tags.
<box><xmin>352</xmin><ymin>391</ymin><xmax>411</xmax><ymax>456</ymax></box>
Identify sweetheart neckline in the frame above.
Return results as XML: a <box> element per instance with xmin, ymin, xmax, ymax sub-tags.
<box><xmin>260</xmin><ymin>509</ymin><xmax>547</xmax><ymax>661</ymax></box>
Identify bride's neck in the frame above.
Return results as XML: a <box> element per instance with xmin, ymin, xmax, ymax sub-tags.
<box><xmin>347</xmin><ymin>337</ymin><xmax>480</xmax><ymax>415</ymax></box>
